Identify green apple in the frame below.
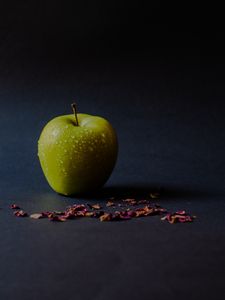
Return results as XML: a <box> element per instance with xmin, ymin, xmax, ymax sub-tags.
<box><xmin>38</xmin><ymin>104</ymin><xmax>118</xmax><ymax>196</ymax></box>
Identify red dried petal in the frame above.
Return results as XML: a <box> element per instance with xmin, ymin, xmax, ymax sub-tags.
<box><xmin>14</xmin><ymin>210</ymin><xmax>28</xmax><ymax>217</ymax></box>
<box><xmin>72</xmin><ymin>204</ymin><xmax>86</xmax><ymax>211</ymax></box>
<box><xmin>161</xmin><ymin>211</ymin><xmax>195</xmax><ymax>224</ymax></box>
<box><xmin>11</xmin><ymin>204</ymin><xmax>20</xmax><ymax>209</ymax></box>
<box><xmin>127</xmin><ymin>210</ymin><xmax>136</xmax><ymax>217</ymax></box>
<box><xmin>114</xmin><ymin>211</ymin><xmax>132</xmax><ymax>220</ymax></box>
<box><xmin>64</xmin><ymin>204</ymin><xmax>87</xmax><ymax>218</ymax></box>
<box><xmin>175</xmin><ymin>210</ymin><xmax>186</xmax><ymax>215</ymax></box>
<box><xmin>49</xmin><ymin>215</ymin><xmax>66</xmax><ymax>222</ymax></box>
<box><xmin>63</xmin><ymin>213</ymin><xmax>75</xmax><ymax>220</ymax></box>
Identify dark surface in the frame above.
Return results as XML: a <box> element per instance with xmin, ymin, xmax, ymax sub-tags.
<box><xmin>1</xmin><ymin>1</ymin><xmax>225</xmax><ymax>300</ymax></box>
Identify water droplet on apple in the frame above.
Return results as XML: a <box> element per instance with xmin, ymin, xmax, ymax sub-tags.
<box><xmin>52</xmin><ymin>129</ymin><xmax>58</xmax><ymax>137</ymax></box>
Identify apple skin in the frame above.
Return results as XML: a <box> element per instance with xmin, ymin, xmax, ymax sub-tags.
<box><xmin>38</xmin><ymin>113</ymin><xmax>118</xmax><ymax>196</ymax></box>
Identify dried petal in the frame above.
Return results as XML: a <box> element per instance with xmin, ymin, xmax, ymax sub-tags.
<box><xmin>85</xmin><ymin>211</ymin><xmax>104</xmax><ymax>218</ymax></box>
<box><xmin>114</xmin><ymin>210</ymin><xmax>132</xmax><ymax>220</ymax></box>
<box><xmin>11</xmin><ymin>204</ymin><xmax>20</xmax><ymax>209</ymax></box>
<box><xmin>14</xmin><ymin>210</ymin><xmax>28</xmax><ymax>217</ymax></box>
<box><xmin>137</xmin><ymin>199</ymin><xmax>148</xmax><ymax>204</ymax></box>
<box><xmin>161</xmin><ymin>211</ymin><xmax>195</xmax><ymax>224</ymax></box>
<box><xmin>40</xmin><ymin>211</ymin><xmax>54</xmax><ymax>218</ymax></box>
<box><xmin>154</xmin><ymin>205</ymin><xmax>167</xmax><ymax>213</ymax></box>
<box><xmin>127</xmin><ymin>210</ymin><xmax>136</xmax><ymax>217</ymax></box>
<box><xmin>63</xmin><ymin>213</ymin><xmax>75</xmax><ymax>220</ymax></box>
<box><xmin>84</xmin><ymin>211</ymin><xmax>95</xmax><ymax>217</ymax></box>
<box><xmin>64</xmin><ymin>204</ymin><xmax>87</xmax><ymax>218</ymax></box>
<box><xmin>87</xmin><ymin>203</ymin><xmax>101</xmax><ymax>210</ymax></box>
<box><xmin>53</xmin><ymin>211</ymin><xmax>65</xmax><ymax>215</ymax></box>
<box><xmin>133</xmin><ymin>205</ymin><xmax>165</xmax><ymax>217</ymax></box>
<box><xmin>175</xmin><ymin>210</ymin><xmax>186</xmax><ymax>215</ymax></box>
<box><xmin>134</xmin><ymin>209</ymin><xmax>146</xmax><ymax>217</ymax></box>
<box><xmin>72</xmin><ymin>204</ymin><xmax>86</xmax><ymax>211</ymax></box>
<box><xmin>123</xmin><ymin>199</ymin><xmax>137</xmax><ymax>205</ymax></box>
<box><xmin>50</xmin><ymin>215</ymin><xmax>66</xmax><ymax>222</ymax></box>
<box><xmin>100</xmin><ymin>213</ymin><xmax>112</xmax><ymax>222</ymax></box>
<box><xmin>106</xmin><ymin>201</ymin><xmax>115</xmax><ymax>207</ymax></box>
<box><xmin>30</xmin><ymin>213</ymin><xmax>43</xmax><ymax>219</ymax></box>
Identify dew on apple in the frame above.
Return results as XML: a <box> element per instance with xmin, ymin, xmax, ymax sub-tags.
<box><xmin>52</xmin><ymin>129</ymin><xmax>58</xmax><ymax>137</ymax></box>
<box><xmin>37</xmin><ymin>104</ymin><xmax>118</xmax><ymax>195</ymax></box>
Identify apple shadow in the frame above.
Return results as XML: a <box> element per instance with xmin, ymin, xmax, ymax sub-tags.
<box><xmin>72</xmin><ymin>183</ymin><xmax>218</xmax><ymax>201</ymax></box>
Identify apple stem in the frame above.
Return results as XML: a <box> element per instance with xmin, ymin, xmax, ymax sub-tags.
<box><xmin>71</xmin><ymin>103</ymin><xmax>79</xmax><ymax>126</ymax></box>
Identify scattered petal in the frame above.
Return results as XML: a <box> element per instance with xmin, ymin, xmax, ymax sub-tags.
<box><xmin>106</xmin><ymin>201</ymin><xmax>115</xmax><ymax>207</ymax></box>
<box><xmin>84</xmin><ymin>211</ymin><xmax>95</xmax><ymax>217</ymax></box>
<box><xmin>50</xmin><ymin>215</ymin><xmax>66</xmax><ymax>222</ymax></box>
<box><xmin>30</xmin><ymin>213</ymin><xmax>43</xmax><ymax>219</ymax></box>
<box><xmin>161</xmin><ymin>211</ymin><xmax>195</xmax><ymax>224</ymax></box>
<box><xmin>41</xmin><ymin>211</ymin><xmax>53</xmax><ymax>218</ymax></box>
<box><xmin>113</xmin><ymin>210</ymin><xmax>132</xmax><ymax>220</ymax></box>
<box><xmin>100</xmin><ymin>213</ymin><xmax>112</xmax><ymax>222</ymax></box>
<box><xmin>87</xmin><ymin>203</ymin><xmax>101</xmax><ymax>210</ymax></box>
<box><xmin>11</xmin><ymin>204</ymin><xmax>20</xmax><ymax>209</ymax></box>
<box><xmin>85</xmin><ymin>211</ymin><xmax>104</xmax><ymax>218</ymax></box>
<box><xmin>123</xmin><ymin>199</ymin><xmax>137</xmax><ymax>205</ymax></box>
<box><xmin>137</xmin><ymin>199</ymin><xmax>148</xmax><ymax>204</ymax></box>
<box><xmin>53</xmin><ymin>211</ymin><xmax>65</xmax><ymax>215</ymax></box>
<box><xmin>14</xmin><ymin>210</ymin><xmax>28</xmax><ymax>217</ymax></box>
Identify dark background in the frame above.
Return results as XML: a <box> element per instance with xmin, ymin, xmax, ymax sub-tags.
<box><xmin>0</xmin><ymin>1</ymin><xmax>225</xmax><ymax>299</ymax></box>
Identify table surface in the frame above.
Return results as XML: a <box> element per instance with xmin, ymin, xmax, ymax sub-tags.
<box><xmin>0</xmin><ymin>53</ymin><xmax>225</xmax><ymax>300</ymax></box>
